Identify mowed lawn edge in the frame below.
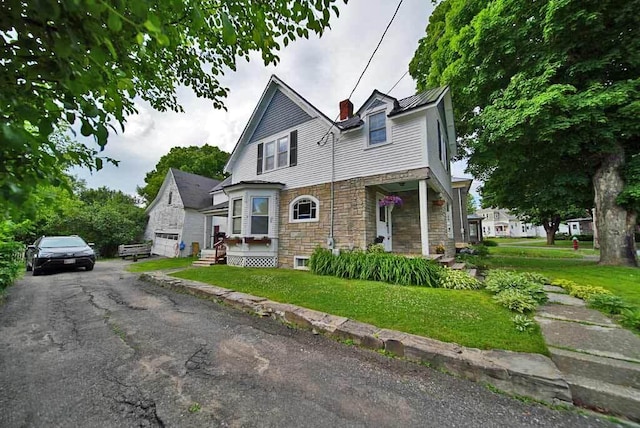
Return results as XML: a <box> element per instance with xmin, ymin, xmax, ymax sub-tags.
<box><xmin>170</xmin><ymin>265</ymin><xmax>548</xmax><ymax>355</ymax></box>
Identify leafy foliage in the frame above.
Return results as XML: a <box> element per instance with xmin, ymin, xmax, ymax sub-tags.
<box><xmin>620</xmin><ymin>309</ymin><xmax>640</xmax><ymax>332</ymax></box>
<box><xmin>409</xmin><ymin>0</ymin><xmax>640</xmax><ymax>263</ymax></box>
<box><xmin>309</xmin><ymin>247</ymin><xmax>443</xmax><ymax>288</ymax></box>
<box><xmin>0</xmin><ymin>221</ymin><xmax>28</xmax><ymax>290</ymax></box>
<box><xmin>1</xmin><ymin>0</ymin><xmax>344</xmax><ymax>214</ymax></box>
<box><xmin>438</xmin><ymin>269</ymin><xmax>482</xmax><ymax>290</ymax></box>
<box><xmin>587</xmin><ymin>294</ymin><xmax>632</xmax><ymax>315</ymax></box>
<box><xmin>550</xmin><ymin>278</ymin><xmax>612</xmax><ymax>301</ymax></box>
<box><xmin>137</xmin><ymin>145</ymin><xmax>230</xmax><ymax>204</ymax></box>
<box><xmin>493</xmin><ymin>289</ymin><xmax>538</xmax><ymax>313</ymax></box>
<box><xmin>512</xmin><ymin>315</ymin><xmax>536</xmax><ymax>333</ymax></box>
<box><xmin>19</xmin><ymin>179</ymin><xmax>147</xmax><ymax>258</ymax></box>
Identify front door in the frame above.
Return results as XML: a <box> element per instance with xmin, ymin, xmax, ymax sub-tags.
<box><xmin>376</xmin><ymin>193</ymin><xmax>393</xmax><ymax>252</ymax></box>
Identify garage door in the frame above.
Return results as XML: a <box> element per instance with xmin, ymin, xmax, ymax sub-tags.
<box><xmin>153</xmin><ymin>233</ymin><xmax>179</xmax><ymax>257</ymax></box>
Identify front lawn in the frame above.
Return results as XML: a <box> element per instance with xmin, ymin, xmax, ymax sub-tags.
<box><xmin>171</xmin><ymin>266</ymin><xmax>548</xmax><ymax>355</ymax></box>
<box><xmin>488</xmin><ymin>246</ymin><xmax>594</xmax><ymax>258</ymax></box>
<box><xmin>126</xmin><ymin>256</ymin><xmax>196</xmax><ymax>272</ymax></box>
<box><xmin>487</xmin><ymin>256</ymin><xmax>640</xmax><ymax>307</ymax></box>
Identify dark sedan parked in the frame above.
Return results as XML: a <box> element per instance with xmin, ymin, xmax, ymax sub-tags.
<box><xmin>26</xmin><ymin>236</ymin><xmax>96</xmax><ymax>276</ymax></box>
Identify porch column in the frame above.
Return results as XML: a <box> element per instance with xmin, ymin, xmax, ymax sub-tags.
<box><xmin>419</xmin><ymin>179</ymin><xmax>430</xmax><ymax>255</ymax></box>
<box><xmin>203</xmin><ymin>216</ymin><xmax>208</xmax><ymax>249</ymax></box>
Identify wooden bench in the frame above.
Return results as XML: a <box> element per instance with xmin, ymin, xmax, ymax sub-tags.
<box><xmin>118</xmin><ymin>243</ymin><xmax>152</xmax><ymax>260</ymax></box>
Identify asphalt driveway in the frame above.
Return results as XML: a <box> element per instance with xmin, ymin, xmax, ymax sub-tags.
<box><xmin>0</xmin><ymin>260</ymin><xmax>617</xmax><ymax>427</ymax></box>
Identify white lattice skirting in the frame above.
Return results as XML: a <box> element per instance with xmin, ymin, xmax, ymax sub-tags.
<box><xmin>227</xmin><ymin>255</ymin><xmax>278</xmax><ymax>268</ymax></box>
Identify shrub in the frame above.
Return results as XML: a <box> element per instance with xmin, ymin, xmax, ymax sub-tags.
<box><xmin>0</xmin><ymin>221</ymin><xmax>26</xmax><ymax>291</ymax></box>
<box><xmin>493</xmin><ymin>289</ymin><xmax>538</xmax><ymax>313</ymax></box>
<box><xmin>485</xmin><ymin>270</ymin><xmax>548</xmax><ymax>307</ymax></box>
<box><xmin>439</xmin><ymin>269</ymin><xmax>482</xmax><ymax>290</ymax></box>
<box><xmin>512</xmin><ymin>314</ymin><xmax>536</xmax><ymax>333</ymax></box>
<box><xmin>551</xmin><ymin>278</ymin><xmax>612</xmax><ymax>300</ymax></box>
<box><xmin>482</xmin><ymin>239</ymin><xmax>498</xmax><ymax>247</ymax></box>
<box><xmin>520</xmin><ymin>272</ymin><xmax>549</xmax><ymax>285</ymax></box>
<box><xmin>620</xmin><ymin>309</ymin><xmax>640</xmax><ymax>332</ymax></box>
<box><xmin>587</xmin><ymin>294</ymin><xmax>632</xmax><ymax>315</ymax></box>
<box><xmin>309</xmin><ymin>247</ymin><xmax>443</xmax><ymax>287</ymax></box>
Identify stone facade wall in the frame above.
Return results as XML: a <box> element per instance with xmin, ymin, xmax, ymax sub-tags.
<box><xmin>428</xmin><ymin>202</ymin><xmax>456</xmax><ymax>257</ymax></box>
<box><xmin>278</xmin><ymin>167</ymin><xmax>453</xmax><ymax>267</ymax></box>
<box><xmin>390</xmin><ymin>190</ymin><xmax>423</xmax><ymax>254</ymax></box>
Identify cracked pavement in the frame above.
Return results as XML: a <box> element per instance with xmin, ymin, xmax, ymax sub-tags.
<box><xmin>0</xmin><ymin>260</ymin><xmax>619</xmax><ymax>427</ymax></box>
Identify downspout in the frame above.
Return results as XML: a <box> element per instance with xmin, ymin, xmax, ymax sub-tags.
<box><xmin>330</xmin><ymin>133</ymin><xmax>336</xmax><ymax>248</ymax></box>
<box><xmin>458</xmin><ymin>189</ymin><xmax>465</xmax><ymax>242</ymax></box>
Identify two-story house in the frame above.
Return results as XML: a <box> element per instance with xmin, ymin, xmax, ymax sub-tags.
<box><xmin>476</xmin><ymin>207</ymin><xmax>546</xmax><ymax>238</ymax></box>
<box><xmin>208</xmin><ymin>75</ymin><xmax>457</xmax><ymax>269</ymax></box>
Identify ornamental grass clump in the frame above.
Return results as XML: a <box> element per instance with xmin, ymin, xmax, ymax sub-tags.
<box><xmin>309</xmin><ymin>247</ymin><xmax>442</xmax><ymax>287</ymax></box>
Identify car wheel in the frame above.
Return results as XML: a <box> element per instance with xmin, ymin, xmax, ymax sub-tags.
<box><xmin>32</xmin><ymin>268</ymin><xmax>41</xmax><ymax>276</ymax></box>
<box><xmin>86</xmin><ymin>264</ymin><xmax>94</xmax><ymax>271</ymax></box>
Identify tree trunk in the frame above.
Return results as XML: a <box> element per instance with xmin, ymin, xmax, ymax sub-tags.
<box><xmin>593</xmin><ymin>146</ymin><xmax>638</xmax><ymax>267</ymax></box>
<box><xmin>542</xmin><ymin>216</ymin><xmax>560</xmax><ymax>245</ymax></box>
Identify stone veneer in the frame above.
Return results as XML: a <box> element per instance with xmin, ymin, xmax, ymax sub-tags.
<box><xmin>278</xmin><ymin>168</ymin><xmax>455</xmax><ymax>268</ymax></box>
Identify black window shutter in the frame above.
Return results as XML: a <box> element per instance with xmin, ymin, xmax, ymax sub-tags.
<box><xmin>289</xmin><ymin>130</ymin><xmax>298</xmax><ymax>167</ymax></box>
<box><xmin>256</xmin><ymin>143</ymin><xmax>264</xmax><ymax>175</ymax></box>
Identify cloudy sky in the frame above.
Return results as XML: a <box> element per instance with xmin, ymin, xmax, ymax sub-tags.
<box><xmin>73</xmin><ymin>0</ymin><xmax>475</xmax><ymax>196</ymax></box>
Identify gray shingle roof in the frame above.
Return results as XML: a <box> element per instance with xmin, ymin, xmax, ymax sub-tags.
<box><xmin>335</xmin><ymin>116</ymin><xmax>364</xmax><ymax>130</ymax></box>
<box><xmin>171</xmin><ymin>168</ymin><xmax>220</xmax><ymax>210</ymax></box>
<box><xmin>390</xmin><ymin>86</ymin><xmax>447</xmax><ymax>117</ymax></box>
<box><xmin>211</xmin><ymin>175</ymin><xmax>232</xmax><ymax>192</ymax></box>
<box><xmin>199</xmin><ymin>200</ymin><xmax>229</xmax><ymax>212</ymax></box>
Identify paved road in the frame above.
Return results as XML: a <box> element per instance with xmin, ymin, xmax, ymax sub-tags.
<box><xmin>0</xmin><ymin>261</ymin><xmax>617</xmax><ymax>427</ymax></box>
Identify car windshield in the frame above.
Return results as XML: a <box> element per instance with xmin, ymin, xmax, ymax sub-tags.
<box><xmin>40</xmin><ymin>237</ymin><xmax>88</xmax><ymax>248</ymax></box>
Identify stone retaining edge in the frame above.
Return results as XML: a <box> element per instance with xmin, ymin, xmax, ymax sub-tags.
<box><xmin>140</xmin><ymin>271</ymin><xmax>572</xmax><ymax>405</ymax></box>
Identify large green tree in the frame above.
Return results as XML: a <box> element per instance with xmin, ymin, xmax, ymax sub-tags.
<box><xmin>1</xmin><ymin>0</ymin><xmax>345</xmax><ymax>214</ymax></box>
<box><xmin>410</xmin><ymin>0</ymin><xmax>640</xmax><ymax>266</ymax></box>
<box><xmin>138</xmin><ymin>144</ymin><xmax>229</xmax><ymax>204</ymax></box>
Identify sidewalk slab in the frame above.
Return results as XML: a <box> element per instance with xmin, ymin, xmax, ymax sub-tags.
<box><xmin>546</xmin><ymin>293</ymin><xmax>586</xmax><ymax>306</ymax></box>
<box><xmin>544</xmin><ymin>285</ymin><xmax>566</xmax><ymax>294</ymax></box>
<box><xmin>537</xmin><ymin>304</ymin><xmax>618</xmax><ymax>327</ymax></box>
<box><xmin>536</xmin><ymin>317</ymin><xmax>640</xmax><ymax>363</ymax></box>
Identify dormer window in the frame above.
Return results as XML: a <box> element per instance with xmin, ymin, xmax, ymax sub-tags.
<box><xmin>368</xmin><ymin>111</ymin><xmax>387</xmax><ymax>145</ymax></box>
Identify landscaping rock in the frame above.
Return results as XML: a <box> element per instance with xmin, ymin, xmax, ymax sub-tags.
<box><xmin>330</xmin><ymin>320</ymin><xmax>383</xmax><ymax>350</ymax></box>
<box><xmin>543</xmin><ymin>285</ymin><xmax>566</xmax><ymax>293</ymax></box>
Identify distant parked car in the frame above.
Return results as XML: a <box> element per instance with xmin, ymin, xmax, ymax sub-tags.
<box><xmin>26</xmin><ymin>236</ymin><xmax>96</xmax><ymax>276</ymax></box>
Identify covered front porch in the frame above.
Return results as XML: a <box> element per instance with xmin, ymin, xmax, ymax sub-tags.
<box><xmin>363</xmin><ymin>174</ymin><xmax>455</xmax><ymax>258</ymax></box>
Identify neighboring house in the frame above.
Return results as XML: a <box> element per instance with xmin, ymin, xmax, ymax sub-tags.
<box><xmin>451</xmin><ymin>177</ymin><xmax>472</xmax><ymax>244</ymax></box>
<box><xmin>144</xmin><ymin>168</ymin><xmax>226</xmax><ymax>257</ymax></box>
<box><xmin>205</xmin><ymin>75</ymin><xmax>458</xmax><ymax>268</ymax></box>
<box><xmin>566</xmin><ymin>217</ymin><xmax>594</xmax><ymax>235</ymax></box>
<box><xmin>476</xmin><ymin>208</ymin><xmax>546</xmax><ymax>238</ymax></box>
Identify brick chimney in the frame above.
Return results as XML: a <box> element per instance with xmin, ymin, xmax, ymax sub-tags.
<box><xmin>339</xmin><ymin>99</ymin><xmax>353</xmax><ymax>121</ymax></box>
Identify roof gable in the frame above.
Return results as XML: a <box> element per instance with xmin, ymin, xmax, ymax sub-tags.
<box><xmin>225</xmin><ymin>75</ymin><xmax>335</xmax><ymax>174</ymax></box>
<box><xmin>170</xmin><ymin>168</ymin><xmax>220</xmax><ymax>210</ymax></box>
<box><xmin>249</xmin><ymin>89</ymin><xmax>312</xmax><ymax>143</ymax></box>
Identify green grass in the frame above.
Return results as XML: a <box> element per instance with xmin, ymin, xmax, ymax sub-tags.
<box><xmin>126</xmin><ymin>257</ymin><xmax>196</xmax><ymax>272</ymax></box>
<box><xmin>488</xmin><ymin>246</ymin><xmax>594</xmax><ymax>258</ymax></box>
<box><xmin>171</xmin><ymin>266</ymin><xmax>548</xmax><ymax>354</ymax></box>
<box><xmin>487</xmin><ymin>256</ymin><xmax>640</xmax><ymax>307</ymax></box>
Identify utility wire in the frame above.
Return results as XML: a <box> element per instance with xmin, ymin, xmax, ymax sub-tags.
<box><xmin>317</xmin><ymin>0</ymin><xmax>405</xmax><ymax>145</ymax></box>
<box><xmin>385</xmin><ymin>70</ymin><xmax>409</xmax><ymax>96</ymax></box>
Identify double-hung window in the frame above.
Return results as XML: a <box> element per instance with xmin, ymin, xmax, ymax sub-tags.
<box><xmin>251</xmin><ymin>197</ymin><xmax>269</xmax><ymax>235</ymax></box>
<box><xmin>368</xmin><ymin>111</ymin><xmax>387</xmax><ymax>145</ymax></box>
<box><xmin>277</xmin><ymin>136</ymin><xmax>288</xmax><ymax>168</ymax></box>
<box><xmin>264</xmin><ymin>141</ymin><xmax>275</xmax><ymax>171</ymax></box>
<box><xmin>231</xmin><ymin>199</ymin><xmax>243</xmax><ymax>234</ymax></box>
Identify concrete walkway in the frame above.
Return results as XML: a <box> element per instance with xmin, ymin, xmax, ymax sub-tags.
<box><xmin>536</xmin><ymin>286</ymin><xmax>640</xmax><ymax>422</ymax></box>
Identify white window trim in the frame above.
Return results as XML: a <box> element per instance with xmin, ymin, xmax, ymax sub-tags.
<box><xmin>249</xmin><ymin>196</ymin><xmax>270</xmax><ymax>236</ymax></box>
<box><xmin>289</xmin><ymin>195</ymin><xmax>319</xmax><ymax>223</ymax></box>
<box><xmin>262</xmin><ymin>134</ymin><xmax>289</xmax><ymax>173</ymax></box>
<box><xmin>293</xmin><ymin>256</ymin><xmax>310</xmax><ymax>270</ymax></box>
<box><xmin>231</xmin><ymin>198</ymin><xmax>243</xmax><ymax>235</ymax></box>
<box><xmin>366</xmin><ymin>109</ymin><xmax>389</xmax><ymax>147</ymax></box>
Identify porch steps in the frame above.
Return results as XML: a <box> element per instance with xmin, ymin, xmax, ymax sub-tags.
<box><xmin>192</xmin><ymin>255</ymin><xmax>226</xmax><ymax>267</ymax></box>
<box><xmin>437</xmin><ymin>257</ymin><xmax>455</xmax><ymax>268</ymax></box>
<box><xmin>451</xmin><ymin>262</ymin><xmax>466</xmax><ymax>270</ymax></box>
